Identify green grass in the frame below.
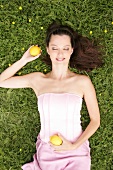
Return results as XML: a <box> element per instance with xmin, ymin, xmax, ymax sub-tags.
<box><xmin>0</xmin><ymin>0</ymin><xmax>113</xmax><ymax>169</ymax></box>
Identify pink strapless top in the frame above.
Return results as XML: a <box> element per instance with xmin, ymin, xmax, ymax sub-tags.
<box><xmin>38</xmin><ymin>93</ymin><xmax>83</xmax><ymax>143</ymax></box>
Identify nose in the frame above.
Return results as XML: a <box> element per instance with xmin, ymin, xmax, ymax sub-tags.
<box><xmin>58</xmin><ymin>49</ymin><xmax>63</xmax><ymax>57</ymax></box>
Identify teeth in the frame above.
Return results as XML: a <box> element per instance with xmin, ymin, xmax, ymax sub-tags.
<box><xmin>56</xmin><ymin>58</ymin><xmax>65</xmax><ymax>61</ymax></box>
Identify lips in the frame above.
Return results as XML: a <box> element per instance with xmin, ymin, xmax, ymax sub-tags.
<box><xmin>56</xmin><ymin>58</ymin><xmax>65</xmax><ymax>61</ymax></box>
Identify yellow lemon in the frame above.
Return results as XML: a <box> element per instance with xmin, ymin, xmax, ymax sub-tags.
<box><xmin>30</xmin><ymin>46</ymin><xmax>41</xmax><ymax>56</ymax></box>
<box><xmin>50</xmin><ymin>135</ymin><xmax>62</xmax><ymax>146</ymax></box>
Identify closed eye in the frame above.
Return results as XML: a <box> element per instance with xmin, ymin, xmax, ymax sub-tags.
<box><xmin>51</xmin><ymin>48</ymin><xmax>69</xmax><ymax>51</ymax></box>
<box><xmin>63</xmin><ymin>48</ymin><xmax>69</xmax><ymax>50</ymax></box>
<box><xmin>52</xmin><ymin>48</ymin><xmax>58</xmax><ymax>50</ymax></box>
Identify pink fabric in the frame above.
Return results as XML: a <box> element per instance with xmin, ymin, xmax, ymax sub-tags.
<box><xmin>38</xmin><ymin>93</ymin><xmax>83</xmax><ymax>143</ymax></box>
<box><xmin>21</xmin><ymin>93</ymin><xmax>91</xmax><ymax>170</ymax></box>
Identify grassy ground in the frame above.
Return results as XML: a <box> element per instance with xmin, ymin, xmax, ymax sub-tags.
<box><xmin>0</xmin><ymin>0</ymin><xmax>113</xmax><ymax>169</ymax></box>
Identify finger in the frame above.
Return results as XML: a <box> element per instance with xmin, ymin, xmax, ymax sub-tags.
<box><xmin>36</xmin><ymin>53</ymin><xmax>41</xmax><ymax>58</ymax></box>
<box><xmin>55</xmin><ymin>150</ymin><xmax>65</xmax><ymax>152</ymax></box>
<box><xmin>54</xmin><ymin>148</ymin><xmax>65</xmax><ymax>152</ymax></box>
<box><xmin>33</xmin><ymin>53</ymin><xmax>41</xmax><ymax>59</ymax></box>
<box><xmin>49</xmin><ymin>144</ymin><xmax>61</xmax><ymax>151</ymax></box>
<box><xmin>58</xmin><ymin>133</ymin><xmax>66</xmax><ymax>141</ymax></box>
<box><xmin>36</xmin><ymin>44</ymin><xmax>40</xmax><ymax>47</ymax></box>
<box><xmin>29</xmin><ymin>45</ymin><xmax>34</xmax><ymax>50</ymax></box>
<box><xmin>48</xmin><ymin>141</ymin><xmax>55</xmax><ymax>147</ymax></box>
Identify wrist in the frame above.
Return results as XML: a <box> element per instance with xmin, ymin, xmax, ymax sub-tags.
<box><xmin>19</xmin><ymin>58</ymin><xmax>28</xmax><ymax>65</ymax></box>
<box><xmin>69</xmin><ymin>143</ymin><xmax>77</xmax><ymax>151</ymax></box>
<box><xmin>72</xmin><ymin>143</ymin><xmax>78</xmax><ymax>150</ymax></box>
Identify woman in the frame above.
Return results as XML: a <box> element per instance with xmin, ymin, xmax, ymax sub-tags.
<box><xmin>0</xmin><ymin>21</ymin><xmax>102</xmax><ymax>170</ymax></box>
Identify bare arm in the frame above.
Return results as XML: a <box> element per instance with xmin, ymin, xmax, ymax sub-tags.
<box><xmin>0</xmin><ymin>46</ymin><xmax>41</xmax><ymax>88</ymax></box>
<box><xmin>49</xmin><ymin>76</ymin><xmax>100</xmax><ymax>152</ymax></box>
<box><xmin>73</xmin><ymin>76</ymin><xmax>100</xmax><ymax>149</ymax></box>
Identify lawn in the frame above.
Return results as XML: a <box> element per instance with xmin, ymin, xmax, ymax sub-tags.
<box><xmin>0</xmin><ymin>0</ymin><xmax>113</xmax><ymax>170</ymax></box>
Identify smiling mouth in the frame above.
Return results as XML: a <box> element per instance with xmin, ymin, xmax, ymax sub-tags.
<box><xmin>56</xmin><ymin>58</ymin><xmax>65</xmax><ymax>61</ymax></box>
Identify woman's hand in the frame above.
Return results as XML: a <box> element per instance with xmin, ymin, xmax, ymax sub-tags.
<box><xmin>21</xmin><ymin>45</ymin><xmax>41</xmax><ymax>63</ymax></box>
<box><xmin>49</xmin><ymin>133</ymin><xmax>75</xmax><ymax>152</ymax></box>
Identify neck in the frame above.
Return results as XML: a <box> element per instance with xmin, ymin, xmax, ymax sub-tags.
<box><xmin>49</xmin><ymin>65</ymin><xmax>71</xmax><ymax>80</ymax></box>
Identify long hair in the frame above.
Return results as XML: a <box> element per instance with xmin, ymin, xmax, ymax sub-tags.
<box><xmin>41</xmin><ymin>21</ymin><xmax>103</xmax><ymax>72</ymax></box>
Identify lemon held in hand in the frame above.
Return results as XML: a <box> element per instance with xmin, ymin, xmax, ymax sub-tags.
<box><xmin>30</xmin><ymin>46</ymin><xmax>41</xmax><ymax>56</ymax></box>
<box><xmin>50</xmin><ymin>135</ymin><xmax>63</xmax><ymax>146</ymax></box>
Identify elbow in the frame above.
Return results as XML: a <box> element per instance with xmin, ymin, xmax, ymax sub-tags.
<box><xmin>95</xmin><ymin>118</ymin><xmax>100</xmax><ymax>129</ymax></box>
<box><xmin>91</xmin><ymin>119</ymin><xmax>100</xmax><ymax>129</ymax></box>
<box><xmin>0</xmin><ymin>75</ymin><xmax>1</xmax><ymax>83</ymax></box>
<box><xmin>0</xmin><ymin>77</ymin><xmax>6</xmax><ymax>87</ymax></box>
<box><xmin>0</xmin><ymin>75</ymin><xmax>3</xmax><ymax>83</ymax></box>
<box><xmin>97</xmin><ymin>117</ymin><xmax>100</xmax><ymax>128</ymax></box>
<box><xmin>97</xmin><ymin>120</ymin><xmax>100</xmax><ymax>129</ymax></box>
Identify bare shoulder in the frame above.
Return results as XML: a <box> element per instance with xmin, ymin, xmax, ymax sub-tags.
<box><xmin>29</xmin><ymin>72</ymin><xmax>45</xmax><ymax>84</ymax></box>
<box><xmin>29</xmin><ymin>72</ymin><xmax>45</xmax><ymax>79</ymax></box>
<box><xmin>73</xmin><ymin>73</ymin><xmax>95</xmax><ymax>96</ymax></box>
<box><xmin>0</xmin><ymin>71</ymin><xmax>45</xmax><ymax>89</ymax></box>
<box><xmin>29</xmin><ymin>72</ymin><xmax>46</xmax><ymax>92</ymax></box>
<box><xmin>72</xmin><ymin>73</ymin><xmax>100</xmax><ymax>122</ymax></box>
<box><xmin>74</xmin><ymin>73</ymin><xmax>92</xmax><ymax>85</ymax></box>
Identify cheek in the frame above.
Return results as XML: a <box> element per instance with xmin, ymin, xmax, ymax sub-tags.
<box><xmin>50</xmin><ymin>50</ymin><xmax>58</xmax><ymax>56</ymax></box>
<box><xmin>66</xmin><ymin>51</ymin><xmax>73</xmax><ymax>56</ymax></box>
<box><xmin>47</xmin><ymin>48</ymin><xmax>55</xmax><ymax>55</ymax></box>
<box><xmin>48</xmin><ymin>51</ymin><xmax>58</xmax><ymax>60</ymax></box>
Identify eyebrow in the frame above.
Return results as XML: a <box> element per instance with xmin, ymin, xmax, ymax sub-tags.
<box><xmin>50</xmin><ymin>44</ymin><xmax>71</xmax><ymax>47</ymax></box>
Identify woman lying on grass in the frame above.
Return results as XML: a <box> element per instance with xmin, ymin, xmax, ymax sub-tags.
<box><xmin>0</xmin><ymin>21</ymin><xmax>103</xmax><ymax>170</ymax></box>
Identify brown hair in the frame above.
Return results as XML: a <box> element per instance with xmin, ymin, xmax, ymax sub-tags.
<box><xmin>42</xmin><ymin>21</ymin><xmax>103</xmax><ymax>72</ymax></box>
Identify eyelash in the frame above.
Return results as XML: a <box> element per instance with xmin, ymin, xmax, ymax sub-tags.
<box><xmin>64</xmin><ymin>49</ymin><xmax>69</xmax><ymax>51</ymax></box>
<box><xmin>52</xmin><ymin>48</ymin><xmax>69</xmax><ymax>51</ymax></box>
<box><xmin>52</xmin><ymin>48</ymin><xmax>57</xmax><ymax>50</ymax></box>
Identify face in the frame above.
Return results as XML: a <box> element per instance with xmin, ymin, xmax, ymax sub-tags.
<box><xmin>47</xmin><ymin>34</ymin><xmax>73</xmax><ymax>64</ymax></box>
